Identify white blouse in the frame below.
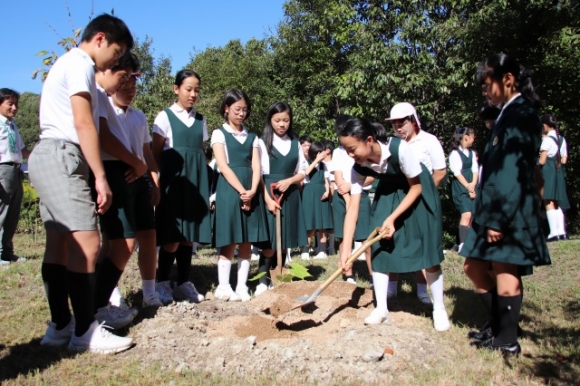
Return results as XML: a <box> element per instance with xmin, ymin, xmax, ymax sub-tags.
<box><xmin>152</xmin><ymin>103</ymin><xmax>208</xmax><ymax>150</ymax></box>
<box><xmin>258</xmin><ymin>134</ymin><xmax>307</xmax><ymax>175</ymax></box>
<box><xmin>449</xmin><ymin>147</ymin><xmax>479</xmax><ymax>177</ymax></box>
<box><xmin>210</xmin><ymin>124</ymin><xmax>259</xmax><ymax>163</ymax></box>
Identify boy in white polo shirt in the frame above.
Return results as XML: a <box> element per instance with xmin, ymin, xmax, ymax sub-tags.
<box><xmin>0</xmin><ymin>88</ymin><xmax>30</xmax><ymax>265</ymax></box>
<box><xmin>28</xmin><ymin>14</ymin><xmax>135</xmax><ymax>354</ymax></box>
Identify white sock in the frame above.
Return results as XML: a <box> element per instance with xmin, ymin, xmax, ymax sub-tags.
<box><xmin>142</xmin><ymin>279</ymin><xmax>156</xmax><ymax>297</ymax></box>
<box><xmin>425</xmin><ymin>270</ymin><xmax>445</xmax><ymax>311</ymax></box>
<box><xmin>237</xmin><ymin>258</ymin><xmax>250</xmax><ymax>290</ymax></box>
<box><xmin>192</xmin><ymin>242</ymin><xmax>198</xmax><ymax>254</ymax></box>
<box><xmin>217</xmin><ymin>258</ymin><xmax>232</xmax><ymax>287</ymax></box>
<box><xmin>109</xmin><ymin>286</ymin><xmax>122</xmax><ymax>306</ymax></box>
<box><xmin>387</xmin><ymin>281</ymin><xmax>398</xmax><ymax>297</ymax></box>
<box><xmin>372</xmin><ymin>272</ymin><xmax>389</xmax><ymax>312</ymax></box>
<box><xmin>556</xmin><ymin>208</ymin><xmax>566</xmax><ymax>236</ymax></box>
<box><xmin>546</xmin><ymin>209</ymin><xmax>558</xmax><ymax>238</ymax></box>
<box><xmin>416</xmin><ymin>283</ymin><xmax>428</xmax><ymax>297</ymax></box>
<box><xmin>354</xmin><ymin>241</ymin><xmax>362</xmax><ymax>252</ymax></box>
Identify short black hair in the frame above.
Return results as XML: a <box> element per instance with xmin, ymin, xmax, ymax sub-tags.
<box><xmin>81</xmin><ymin>13</ymin><xmax>134</xmax><ymax>50</ymax></box>
<box><xmin>112</xmin><ymin>51</ymin><xmax>139</xmax><ymax>73</ymax></box>
<box><xmin>0</xmin><ymin>88</ymin><xmax>19</xmax><ymax>104</ymax></box>
<box><xmin>299</xmin><ymin>135</ymin><xmax>313</xmax><ymax>144</ymax></box>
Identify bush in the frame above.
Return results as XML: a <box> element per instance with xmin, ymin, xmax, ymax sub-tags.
<box><xmin>18</xmin><ymin>179</ymin><xmax>42</xmax><ymax>235</ymax></box>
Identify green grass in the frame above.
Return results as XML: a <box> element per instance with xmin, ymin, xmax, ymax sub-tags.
<box><xmin>1</xmin><ymin>233</ymin><xmax>579</xmax><ymax>385</ymax></box>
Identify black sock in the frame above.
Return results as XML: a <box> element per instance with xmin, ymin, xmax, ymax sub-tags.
<box><xmin>94</xmin><ymin>257</ymin><xmax>124</xmax><ymax>311</ymax></box>
<box><xmin>67</xmin><ymin>271</ymin><xmax>96</xmax><ymax>337</ymax></box>
<box><xmin>458</xmin><ymin>225</ymin><xmax>470</xmax><ymax>244</ymax></box>
<box><xmin>175</xmin><ymin>244</ymin><xmax>193</xmax><ymax>285</ymax></box>
<box><xmin>477</xmin><ymin>288</ymin><xmax>498</xmax><ymax>333</ymax></box>
<box><xmin>494</xmin><ymin>294</ymin><xmax>522</xmax><ymax>345</ymax></box>
<box><xmin>156</xmin><ymin>247</ymin><xmax>175</xmax><ymax>282</ymax></box>
<box><xmin>42</xmin><ymin>263</ymin><xmax>71</xmax><ymax>329</ymax></box>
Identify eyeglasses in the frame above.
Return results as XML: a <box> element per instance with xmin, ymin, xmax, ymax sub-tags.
<box><xmin>230</xmin><ymin>107</ymin><xmax>249</xmax><ymax>115</ymax></box>
<box><xmin>390</xmin><ymin>118</ymin><xmax>410</xmax><ymax>130</ymax></box>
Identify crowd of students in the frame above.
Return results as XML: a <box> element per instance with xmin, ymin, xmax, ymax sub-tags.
<box><xmin>0</xmin><ymin>13</ymin><xmax>566</xmax><ymax>357</ymax></box>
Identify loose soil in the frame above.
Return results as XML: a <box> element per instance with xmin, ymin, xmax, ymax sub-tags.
<box><xmin>130</xmin><ymin>281</ymin><xmax>453</xmax><ymax>384</ymax></box>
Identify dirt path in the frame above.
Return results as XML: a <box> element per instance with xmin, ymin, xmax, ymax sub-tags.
<box><xmin>129</xmin><ymin>281</ymin><xmax>455</xmax><ymax>384</ymax></box>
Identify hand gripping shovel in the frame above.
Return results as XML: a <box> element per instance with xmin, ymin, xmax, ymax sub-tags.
<box><xmin>270</xmin><ymin>183</ymin><xmax>291</xmax><ymax>286</ymax></box>
<box><xmin>291</xmin><ymin>227</ymin><xmax>388</xmax><ymax>310</ymax></box>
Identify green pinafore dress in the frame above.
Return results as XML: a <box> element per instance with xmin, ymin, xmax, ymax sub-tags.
<box><xmin>354</xmin><ymin>137</ymin><xmax>444</xmax><ymax>273</ymax></box>
<box><xmin>263</xmin><ymin>139</ymin><xmax>307</xmax><ymax>250</ymax></box>
<box><xmin>302</xmin><ymin>164</ymin><xmax>333</xmax><ymax>231</ymax></box>
<box><xmin>156</xmin><ymin>109</ymin><xmax>211</xmax><ymax>245</ymax></box>
<box><xmin>213</xmin><ymin>127</ymin><xmax>269</xmax><ymax>248</ymax></box>
<box><xmin>451</xmin><ymin>149</ymin><xmax>475</xmax><ymax>214</ymax></box>
<box><xmin>332</xmin><ymin>177</ymin><xmax>371</xmax><ymax>241</ymax></box>
<box><xmin>542</xmin><ymin>136</ymin><xmax>570</xmax><ymax>210</ymax></box>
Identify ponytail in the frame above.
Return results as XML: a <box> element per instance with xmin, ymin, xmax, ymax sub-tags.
<box><xmin>541</xmin><ymin>114</ymin><xmax>562</xmax><ymax>169</ymax></box>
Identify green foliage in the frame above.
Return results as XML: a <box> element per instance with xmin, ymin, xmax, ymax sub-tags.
<box><xmin>249</xmin><ymin>262</ymin><xmax>312</xmax><ymax>283</ymax></box>
<box><xmin>18</xmin><ymin>180</ymin><xmax>42</xmax><ymax>237</ymax></box>
<box><xmin>13</xmin><ymin>92</ymin><xmax>40</xmax><ymax>150</ymax></box>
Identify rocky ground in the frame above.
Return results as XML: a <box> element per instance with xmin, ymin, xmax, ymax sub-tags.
<box><xmin>127</xmin><ymin>281</ymin><xmax>456</xmax><ymax>384</ymax></box>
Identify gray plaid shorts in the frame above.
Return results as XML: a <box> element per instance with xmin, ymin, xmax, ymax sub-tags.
<box><xmin>28</xmin><ymin>139</ymin><xmax>97</xmax><ymax>232</ymax></box>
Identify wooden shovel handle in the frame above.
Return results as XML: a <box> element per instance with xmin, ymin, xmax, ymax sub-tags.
<box><xmin>316</xmin><ymin>227</ymin><xmax>387</xmax><ymax>293</ymax></box>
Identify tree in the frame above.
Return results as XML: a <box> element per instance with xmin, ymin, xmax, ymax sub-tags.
<box><xmin>14</xmin><ymin>92</ymin><xmax>40</xmax><ymax>150</ymax></box>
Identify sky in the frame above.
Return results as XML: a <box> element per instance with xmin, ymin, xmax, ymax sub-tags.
<box><xmin>3</xmin><ymin>0</ymin><xmax>286</xmax><ymax>94</ymax></box>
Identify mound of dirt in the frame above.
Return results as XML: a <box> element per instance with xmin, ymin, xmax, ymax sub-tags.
<box><xmin>129</xmin><ymin>281</ymin><xmax>454</xmax><ymax>384</ymax></box>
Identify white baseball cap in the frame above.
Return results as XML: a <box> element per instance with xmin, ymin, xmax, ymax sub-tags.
<box><xmin>385</xmin><ymin>102</ymin><xmax>421</xmax><ymax>128</ymax></box>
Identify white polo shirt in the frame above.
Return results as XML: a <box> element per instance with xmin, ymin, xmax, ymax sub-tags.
<box><xmin>97</xmin><ymin>86</ymin><xmax>133</xmax><ymax>161</ymax></box>
<box><xmin>350</xmin><ymin>139</ymin><xmax>421</xmax><ymax>194</ymax></box>
<box><xmin>0</xmin><ymin>116</ymin><xmax>25</xmax><ymax>163</ymax></box>
<box><xmin>560</xmin><ymin>136</ymin><xmax>568</xmax><ymax>158</ymax></box>
<box><xmin>210</xmin><ymin>123</ymin><xmax>259</xmax><ymax>163</ymax></box>
<box><xmin>540</xmin><ymin>131</ymin><xmax>559</xmax><ymax>157</ymax></box>
<box><xmin>406</xmin><ymin>129</ymin><xmax>446</xmax><ymax>174</ymax></box>
<box><xmin>111</xmin><ymin>100</ymin><xmax>150</xmax><ymax>160</ymax></box>
<box><xmin>449</xmin><ymin>147</ymin><xmax>479</xmax><ymax>177</ymax></box>
<box><xmin>39</xmin><ymin>48</ymin><xmax>99</xmax><ymax>144</ymax></box>
<box><xmin>329</xmin><ymin>146</ymin><xmax>371</xmax><ymax>191</ymax></box>
<box><xmin>152</xmin><ymin>103</ymin><xmax>208</xmax><ymax>150</ymax></box>
<box><xmin>258</xmin><ymin>134</ymin><xmax>307</xmax><ymax>175</ymax></box>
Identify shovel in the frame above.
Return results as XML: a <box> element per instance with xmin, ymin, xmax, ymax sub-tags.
<box><xmin>291</xmin><ymin>227</ymin><xmax>388</xmax><ymax>310</ymax></box>
<box><xmin>270</xmin><ymin>183</ymin><xmax>291</xmax><ymax>286</ymax></box>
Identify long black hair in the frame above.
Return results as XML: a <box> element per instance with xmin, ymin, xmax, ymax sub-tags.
<box><xmin>263</xmin><ymin>102</ymin><xmax>295</xmax><ymax>157</ymax></box>
<box><xmin>476</xmin><ymin>53</ymin><xmax>542</xmax><ymax>108</ymax></box>
<box><xmin>220</xmin><ymin>88</ymin><xmax>251</xmax><ymax>120</ymax></box>
<box><xmin>337</xmin><ymin>117</ymin><xmax>390</xmax><ymax>143</ymax></box>
<box><xmin>450</xmin><ymin>126</ymin><xmax>475</xmax><ymax>152</ymax></box>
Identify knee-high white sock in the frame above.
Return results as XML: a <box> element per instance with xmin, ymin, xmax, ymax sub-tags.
<box><xmin>426</xmin><ymin>270</ymin><xmax>445</xmax><ymax>311</ymax></box>
<box><xmin>546</xmin><ymin>209</ymin><xmax>558</xmax><ymax>238</ymax></box>
<box><xmin>387</xmin><ymin>281</ymin><xmax>398</xmax><ymax>297</ymax></box>
<box><xmin>217</xmin><ymin>259</ymin><xmax>232</xmax><ymax>287</ymax></box>
<box><xmin>556</xmin><ymin>208</ymin><xmax>566</xmax><ymax>236</ymax></box>
<box><xmin>236</xmin><ymin>258</ymin><xmax>250</xmax><ymax>290</ymax></box>
<box><xmin>354</xmin><ymin>241</ymin><xmax>362</xmax><ymax>252</ymax></box>
<box><xmin>372</xmin><ymin>272</ymin><xmax>389</xmax><ymax>312</ymax></box>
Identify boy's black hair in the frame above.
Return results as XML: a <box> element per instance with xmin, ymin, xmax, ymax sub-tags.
<box><xmin>0</xmin><ymin>88</ymin><xmax>19</xmax><ymax>104</ymax></box>
<box><xmin>81</xmin><ymin>13</ymin><xmax>134</xmax><ymax>50</ymax></box>
<box><xmin>112</xmin><ymin>51</ymin><xmax>139</xmax><ymax>73</ymax></box>
<box><xmin>308</xmin><ymin>141</ymin><xmax>325</xmax><ymax>162</ymax></box>
<box><xmin>322</xmin><ymin>139</ymin><xmax>335</xmax><ymax>152</ymax></box>
<box><xmin>299</xmin><ymin>135</ymin><xmax>313</xmax><ymax>144</ymax></box>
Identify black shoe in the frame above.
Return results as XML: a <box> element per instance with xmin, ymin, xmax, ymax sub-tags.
<box><xmin>546</xmin><ymin>236</ymin><xmax>559</xmax><ymax>243</ymax></box>
<box><xmin>559</xmin><ymin>234</ymin><xmax>569</xmax><ymax>241</ymax></box>
<box><xmin>467</xmin><ymin>320</ymin><xmax>493</xmax><ymax>341</ymax></box>
<box><xmin>471</xmin><ymin>337</ymin><xmax>521</xmax><ymax>357</ymax></box>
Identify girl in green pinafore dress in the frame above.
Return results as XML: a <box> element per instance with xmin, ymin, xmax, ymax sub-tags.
<box><xmin>255</xmin><ymin>102</ymin><xmax>308</xmax><ymax>296</ymax></box>
<box><xmin>211</xmin><ymin>89</ymin><xmax>268</xmax><ymax>302</ymax></box>
<box><xmin>461</xmin><ymin>54</ymin><xmax>550</xmax><ymax>356</ymax></box>
<box><xmin>449</xmin><ymin>127</ymin><xmax>479</xmax><ymax>250</ymax></box>
<box><xmin>301</xmin><ymin>141</ymin><xmax>333</xmax><ymax>259</ymax></box>
<box><xmin>539</xmin><ymin>114</ymin><xmax>569</xmax><ymax>241</ymax></box>
<box><xmin>152</xmin><ymin>70</ymin><xmax>210</xmax><ymax>305</ymax></box>
<box><xmin>337</xmin><ymin>117</ymin><xmax>447</xmax><ymax>329</ymax></box>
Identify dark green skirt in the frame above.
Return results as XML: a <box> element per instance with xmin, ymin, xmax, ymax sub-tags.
<box><xmin>542</xmin><ymin>159</ymin><xmax>570</xmax><ymax>210</ymax></box>
<box><xmin>302</xmin><ymin>182</ymin><xmax>333</xmax><ymax>231</ymax></box>
<box><xmin>213</xmin><ymin>166</ymin><xmax>269</xmax><ymax>248</ymax></box>
<box><xmin>370</xmin><ymin>169</ymin><xmax>444</xmax><ymax>273</ymax></box>
<box><xmin>261</xmin><ymin>175</ymin><xmax>307</xmax><ymax>250</ymax></box>
<box><xmin>451</xmin><ymin>171</ymin><xmax>474</xmax><ymax>214</ymax></box>
<box><xmin>332</xmin><ymin>191</ymin><xmax>371</xmax><ymax>241</ymax></box>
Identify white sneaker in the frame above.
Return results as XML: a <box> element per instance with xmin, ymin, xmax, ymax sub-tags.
<box><xmin>117</xmin><ymin>296</ymin><xmax>139</xmax><ymax>318</ymax></box>
<box><xmin>214</xmin><ymin>285</ymin><xmax>241</xmax><ymax>301</ymax></box>
<box><xmin>142</xmin><ymin>292</ymin><xmax>163</xmax><ymax>308</ymax></box>
<box><xmin>364</xmin><ymin>308</ymin><xmax>388</xmax><ymax>325</ymax></box>
<box><xmin>254</xmin><ymin>283</ymin><xmax>270</xmax><ymax>297</ymax></box>
<box><xmin>109</xmin><ymin>287</ymin><xmax>122</xmax><ymax>307</ymax></box>
<box><xmin>40</xmin><ymin>316</ymin><xmax>75</xmax><ymax>346</ymax></box>
<box><xmin>68</xmin><ymin>320</ymin><xmax>133</xmax><ymax>354</ymax></box>
<box><xmin>156</xmin><ymin>281</ymin><xmax>174</xmax><ymax>305</ymax></box>
<box><xmin>301</xmin><ymin>252</ymin><xmax>310</xmax><ymax>260</ymax></box>
<box><xmin>346</xmin><ymin>277</ymin><xmax>356</xmax><ymax>285</ymax></box>
<box><xmin>251</xmin><ymin>253</ymin><xmax>260</xmax><ymax>261</ymax></box>
<box><xmin>433</xmin><ymin>309</ymin><xmax>451</xmax><ymax>332</ymax></box>
<box><xmin>313</xmin><ymin>251</ymin><xmax>328</xmax><ymax>260</ymax></box>
<box><xmin>458</xmin><ymin>243</ymin><xmax>464</xmax><ymax>253</ymax></box>
<box><xmin>417</xmin><ymin>292</ymin><xmax>433</xmax><ymax>305</ymax></box>
<box><xmin>173</xmin><ymin>282</ymin><xmax>204</xmax><ymax>303</ymax></box>
<box><xmin>95</xmin><ymin>305</ymin><xmax>135</xmax><ymax>329</ymax></box>
<box><xmin>235</xmin><ymin>285</ymin><xmax>252</xmax><ymax>302</ymax></box>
